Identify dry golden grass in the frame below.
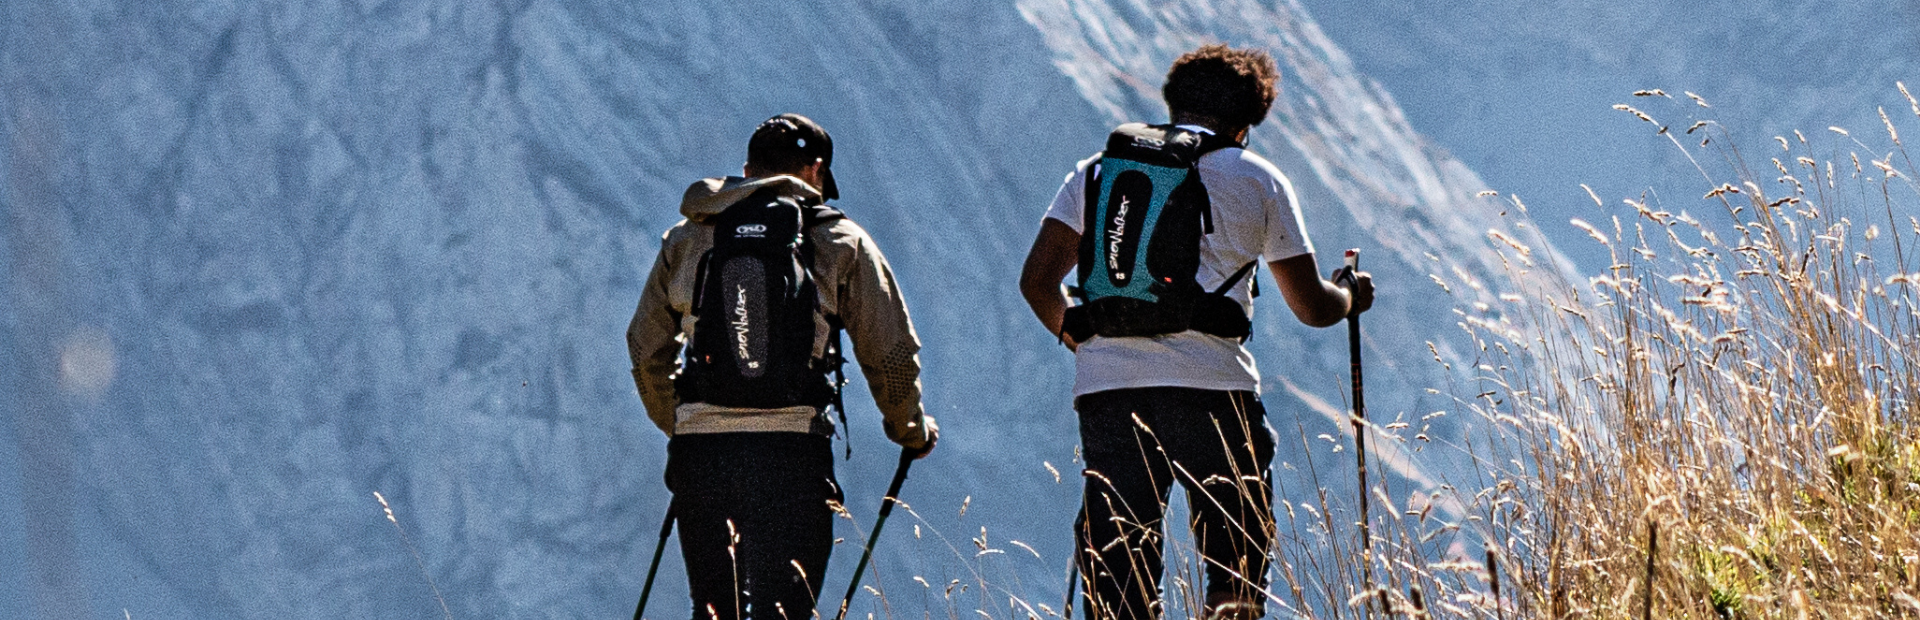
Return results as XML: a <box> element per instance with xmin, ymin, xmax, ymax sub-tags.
<box><xmin>1381</xmin><ymin>87</ymin><xmax>1920</xmax><ymax>619</ymax></box>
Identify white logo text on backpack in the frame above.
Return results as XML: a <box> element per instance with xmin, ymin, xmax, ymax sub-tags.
<box><xmin>733</xmin><ymin>285</ymin><xmax>756</xmax><ymax>368</ymax></box>
<box><xmin>736</xmin><ymin>224</ymin><xmax>768</xmax><ymax>237</ymax></box>
<box><xmin>1108</xmin><ymin>195</ymin><xmax>1130</xmax><ymax>280</ymax></box>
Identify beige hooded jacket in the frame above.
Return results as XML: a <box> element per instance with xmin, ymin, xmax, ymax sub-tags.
<box><xmin>627</xmin><ymin>175</ymin><xmax>929</xmax><ymax>445</ymax></box>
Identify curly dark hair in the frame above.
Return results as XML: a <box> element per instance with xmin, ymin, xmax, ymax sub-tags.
<box><xmin>1162</xmin><ymin>44</ymin><xmax>1279</xmax><ymax>128</ymax></box>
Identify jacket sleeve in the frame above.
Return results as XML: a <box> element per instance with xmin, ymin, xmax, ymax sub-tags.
<box><xmin>628</xmin><ymin>241</ymin><xmax>683</xmax><ymax>436</ymax></box>
<box><xmin>836</xmin><ymin>228</ymin><xmax>930</xmax><ymax>446</ymax></box>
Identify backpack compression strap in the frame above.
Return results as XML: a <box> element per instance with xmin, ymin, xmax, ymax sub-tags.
<box><xmin>1186</xmin><ymin>260</ymin><xmax>1260</xmax><ymax>341</ymax></box>
<box><xmin>800</xmin><ymin>206</ymin><xmax>855</xmax><ymax>458</ymax></box>
<box><xmin>1212</xmin><ymin>260</ymin><xmax>1260</xmax><ymax>296</ymax></box>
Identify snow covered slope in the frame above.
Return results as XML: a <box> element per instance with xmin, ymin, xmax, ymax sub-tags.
<box><xmin>4</xmin><ymin>1</ymin><xmax>1561</xmax><ymax>617</ymax></box>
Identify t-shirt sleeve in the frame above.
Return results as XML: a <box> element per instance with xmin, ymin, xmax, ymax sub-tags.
<box><xmin>1042</xmin><ymin>155</ymin><xmax>1101</xmax><ymax>233</ymax></box>
<box><xmin>1262</xmin><ymin>165</ymin><xmax>1314</xmax><ymax>261</ymax></box>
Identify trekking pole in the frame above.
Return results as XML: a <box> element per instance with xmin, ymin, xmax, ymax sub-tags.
<box><xmin>1342</xmin><ymin>249</ymin><xmax>1375</xmax><ymax>616</ymax></box>
<box><xmin>835</xmin><ymin>448</ymin><xmax>918</xmax><ymax>620</ymax></box>
<box><xmin>633</xmin><ymin>505</ymin><xmax>676</xmax><ymax>620</ymax></box>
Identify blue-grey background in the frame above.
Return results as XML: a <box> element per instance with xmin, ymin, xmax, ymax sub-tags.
<box><xmin>1303</xmin><ymin>0</ymin><xmax>1920</xmax><ymax>270</ymax></box>
<box><xmin>3</xmin><ymin>0</ymin><xmax>1912</xmax><ymax>618</ymax></box>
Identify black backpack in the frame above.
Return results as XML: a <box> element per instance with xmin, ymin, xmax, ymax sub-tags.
<box><xmin>676</xmin><ymin>189</ymin><xmax>846</xmax><ymax>411</ymax></box>
<box><xmin>1062</xmin><ymin>123</ymin><xmax>1257</xmax><ymax>342</ymax></box>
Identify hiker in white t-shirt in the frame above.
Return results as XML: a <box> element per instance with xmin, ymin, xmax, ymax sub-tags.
<box><xmin>1019</xmin><ymin>45</ymin><xmax>1374</xmax><ymax>620</ymax></box>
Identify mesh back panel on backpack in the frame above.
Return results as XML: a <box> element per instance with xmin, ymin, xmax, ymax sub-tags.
<box><xmin>680</xmin><ymin>191</ymin><xmax>835</xmax><ymax>409</ymax></box>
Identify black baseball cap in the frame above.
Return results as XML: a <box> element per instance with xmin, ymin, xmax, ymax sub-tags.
<box><xmin>747</xmin><ymin>113</ymin><xmax>838</xmax><ymax>200</ymax></box>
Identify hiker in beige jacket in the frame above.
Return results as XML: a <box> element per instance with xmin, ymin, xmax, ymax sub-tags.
<box><xmin>626</xmin><ymin>113</ymin><xmax>936</xmax><ymax>620</ymax></box>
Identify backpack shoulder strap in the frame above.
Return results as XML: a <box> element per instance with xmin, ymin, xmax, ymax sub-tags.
<box><xmin>824</xmin><ymin>314</ymin><xmax>849</xmax><ymax>459</ymax></box>
<box><xmin>796</xmin><ymin>205</ymin><xmax>844</xmax><ymax>272</ymax></box>
<box><xmin>1080</xmin><ymin>154</ymin><xmax>1104</xmax><ymax>227</ymax></box>
<box><xmin>1193</xmin><ymin>129</ymin><xmax>1242</xmax><ymax>157</ymax></box>
<box><xmin>1211</xmin><ymin>260</ymin><xmax>1260</xmax><ymax>296</ymax></box>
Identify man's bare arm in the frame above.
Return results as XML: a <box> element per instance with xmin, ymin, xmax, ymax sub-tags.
<box><xmin>1019</xmin><ymin>218</ymin><xmax>1082</xmax><ymax>349</ymax></box>
<box><xmin>1268</xmin><ymin>253</ymin><xmax>1373</xmax><ymax>328</ymax></box>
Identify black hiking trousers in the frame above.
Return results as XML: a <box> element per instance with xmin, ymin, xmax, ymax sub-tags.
<box><xmin>1073</xmin><ymin>387</ymin><xmax>1277</xmax><ymax>620</ymax></box>
<box><xmin>667</xmin><ymin>432</ymin><xmax>840</xmax><ymax>620</ymax></box>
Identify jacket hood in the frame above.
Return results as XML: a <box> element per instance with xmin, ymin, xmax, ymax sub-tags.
<box><xmin>679</xmin><ymin>175</ymin><xmax>822</xmax><ymax>221</ymax></box>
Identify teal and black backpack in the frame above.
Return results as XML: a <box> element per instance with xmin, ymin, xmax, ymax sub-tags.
<box><xmin>1062</xmin><ymin>123</ymin><xmax>1258</xmax><ymax>342</ymax></box>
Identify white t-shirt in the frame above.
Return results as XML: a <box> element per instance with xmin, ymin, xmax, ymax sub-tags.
<box><xmin>1043</xmin><ymin>138</ymin><xmax>1314</xmax><ymax>397</ymax></box>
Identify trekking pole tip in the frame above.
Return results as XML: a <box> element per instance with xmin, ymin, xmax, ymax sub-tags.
<box><xmin>1344</xmin><ymin>248</ymin><xmax>1358</xmax><ymax>270</ymax></box>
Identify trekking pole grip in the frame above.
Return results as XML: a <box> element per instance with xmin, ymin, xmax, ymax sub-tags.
<box><xmin>1339</xmin><ymin>249</ymin><xmax>1360</xmax><ymax>290</ymax></box>
<box><xmin>1336</xmin><ymin>248</ymin><xmax>1365</xmax><ymax>318</ymax></box>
